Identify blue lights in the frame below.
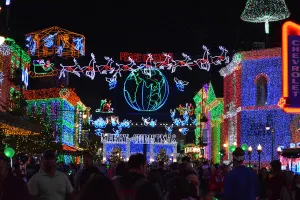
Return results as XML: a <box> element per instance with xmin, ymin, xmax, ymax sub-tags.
<box><xmin>118</xmin><ymin>119</ymin><xmax>131</xmax><ymax>129</ymax></box>
<box><xmin>94</xmin><ymin>117</ymin><xmax>107</xmax><ymax>129</ymax></box>
<box><xmin>73</xmin><ymin>37</ymin><xmax>84</xmax><ymax>56</ymax></box>
<box><xmin>165</xmin><ymin>124</ymin><xmax>173</xmax><ymax>134</ymax></box>
<box><xmin>241</xmin><ymin>109</ymin><xmax>294</xmax><ymax>163</ymax></box>
<box><xmin>123</xmin><ymin>66</ymin><xmax>169</xmax><ymax>112</ymax></box>
<box><xmin>174</xmin><ymin>77</ymin><xmax>189</xmax><ymax>92</ymax></box>
<box><xmin>241</xmin><ymin>57</ymin><xmax>282</xmax><ymax>107</ymax></box>
<box><xmin>43</xmin><ymin>33</ymin><xmax>57</xmax><ymax>48</ymax></box>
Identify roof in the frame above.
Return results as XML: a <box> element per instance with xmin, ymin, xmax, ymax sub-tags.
<box><xmin>24</xmin><ymin>88</ymin><xmax>82</xmax><ymax>107</ymax></box>
<box><xmin>0</xmin><ymin>112</ymin><xmax>42</xmax><ymax>135</ymax></box>
<box><xmin>219</xmin><ymin>48</ymin><xmax>281</xmax><ymax>77</ymax></box>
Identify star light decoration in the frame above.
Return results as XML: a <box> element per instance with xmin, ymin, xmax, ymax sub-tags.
<box><xmin>241</xmin><ymin>0</ymin><xmax>290</xmax><ymax>34</ymax></box>
<box><xmin>57</xmin><ymin>45</ymin><xmax>230</xmax><ymax>90</ymax></box>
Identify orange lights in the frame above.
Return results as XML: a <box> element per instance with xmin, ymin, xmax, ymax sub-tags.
<box><xmin>281</xmin><ymin>21</ymin><xmax>300</xmax><ymax>113</ymax></box>
<box><xmin>0</xmin><ymin>122</ymin><xmax>40</xmax><ymax>136</ymax></box>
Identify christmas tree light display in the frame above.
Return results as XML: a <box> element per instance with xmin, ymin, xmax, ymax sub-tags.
<box><xmin>241</xmin><ymin>0</ymin><xmax>290</xmax><ymax>34</ymax></box>
<box><xmin>156</xmin><ymin>148</ymin><xmax>169</xmax><ymax>163</ymax></box>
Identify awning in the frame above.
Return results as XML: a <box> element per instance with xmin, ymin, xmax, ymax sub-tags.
<box><xmin>0</xmin><ymin>112</ymin><xmax>42</xmax><ymax>135</ymax></box>
<box><xmin>281</xmin><ymin>148</ymin><xmax>300</xmax><ymax>158</ymax></box>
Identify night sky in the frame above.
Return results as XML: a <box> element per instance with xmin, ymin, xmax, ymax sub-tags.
<box><xmin>2</xmin><ymin>0</ymin><xmax>300</xmax><ymax>120</ymax></box>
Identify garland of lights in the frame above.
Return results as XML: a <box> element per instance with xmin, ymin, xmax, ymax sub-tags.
<box><xmin>241</xmin><ymin>0</ymin><xmax>290</xmax><ymax>34</ymax></box>
<box><xmin>57</xmin><ymin>45</ymin><xmax>229</xmax><ymax>84</ymax></box>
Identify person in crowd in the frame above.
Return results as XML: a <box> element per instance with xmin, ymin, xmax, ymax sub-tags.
<box><xmin>291</xmin><ymin>174</ymin><xmax>300</xmax><ymax>200</ymax></box>
<box><xmin>112</xmin><ymin>162</ymin><xmax>128</xmax><ymax>180</ymax></box>
<box><xmin>162</xmin><ymin>162</ymin><xmax>180</xmax><ymax>193</ymax></box>
<box><xmin>77</xmin><ymin>174</ymin><xmax>119</xmax><ymax>200</ymax></box>
<box><xmin>165</xmin><ymin>177</ymin><xmax>197</xmax><ymax>200</ymax></box>
<box><xmin>0</xmin><ymin>145</ymin><xmax>30</xmax><ymax>200</ymax></box>
<box><xmin>26</xmin><ymin>156</ymin><xmax>38</xmax><ymax>182</ymax></box>
<box><xmin>200</xmin><ymin>161</ymin><xmax>211</xmax><ymax>195</ymax></box>
<box><xmin>258</xmin><ymin>168</ymin><xmax>269</xmax><ymax>200</ymax></box>
<box><xmin>209</xmin><ymin>166</ymin><xmax>225</xmax><ymax>196</ymax></box>
<box><xmin>147</xmin><ymin>169</ymin><xmax>164</xmax><ymax>199</ymax></box>
<box><xmin>27</xmin><ymin>150</ymin><xmax>75</xmax><ymax>200</ymax></box>
<box><xmin>74</xmin><ymin>151</ymin><xmax>101</xmax><ymax>193</ymax></box>
<box><xmin>223</xmin><ymin>147</ymin><xmax>259</xmax><ymax>200</ymax></box>
<box><xmin>185</xmin><ymin>172</ymin><xmax>200</xmax><ymax>199</ymax></box>
<box><xmin>268</xmin><ymin>160</ymin><xmax>289</xmax><ymax>200</ymax></box>
<box><xmin>158</xmin><ymin>161</ymin><xmax>166</xmax><ymax>178</ymax></box>
<box><xmin>115</xmin><ymin>153</ymin><xmax>163</xmax><ymax>200</ymax></box>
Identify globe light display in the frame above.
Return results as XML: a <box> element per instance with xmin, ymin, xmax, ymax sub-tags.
<box><xmin>123</xmin><ymin>66</ymin><xmax>169</xmax><ymax>112</ymax></box>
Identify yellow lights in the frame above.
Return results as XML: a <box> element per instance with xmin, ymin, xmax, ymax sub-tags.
<box><xmin>0</xmin><ymin>123</ymin><xmax>40</xmax><ymax>136</ymax></box>
<box><xmin>233</xmin><ymin>142</ymin><xmax>237</xmax><ymax>146</ymax></box>
<box><xmin>223</xmin><ymin>143</ymin><xmax>228</xmax><ymax>148</ymax></box>
<box><xmin>82</xmin><ymin>114</ymin><xmax>87</xmax><ymax>119</ymax></box>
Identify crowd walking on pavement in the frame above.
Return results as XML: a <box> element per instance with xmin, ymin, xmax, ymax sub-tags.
<box><xmin>0</xmin><ymin>144</ymin><xmax>300</xmax><ymax>200</ymax></box>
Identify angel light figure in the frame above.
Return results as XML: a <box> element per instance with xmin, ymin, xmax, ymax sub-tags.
<box><xmin>174</xmin><ymin>77</ymin><xmax>189</xmax><ymax>92</ymax></box>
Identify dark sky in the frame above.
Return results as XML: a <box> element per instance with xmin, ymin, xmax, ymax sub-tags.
<box><xmin>2</xmin><ymin>0</ymin><xmax>300</xmax><ymax>119</ymax></box>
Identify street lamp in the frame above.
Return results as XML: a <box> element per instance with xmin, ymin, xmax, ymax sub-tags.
<box><xmin>257</xmin><ymin>144</ymin><xmax>262</xmax><ymax>170</ymax></box>
<box><xmin>277</xmin><ymin>146</ymin><xmax>282</xmax><ymax>158</ymax></box>
<box><xmin>248</xmin><ymin>146</ymin><xmax>252</xmax><ymax>167</ymax></box>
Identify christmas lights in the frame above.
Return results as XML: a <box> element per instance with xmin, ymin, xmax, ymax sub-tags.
<box><xmin>165</xmin><ymin>124</ymin><xmax>173</xmax><ymax>134</ymax></box>
<box><xmin>174</xmin><ymin>77</ymin><xmax>189</xmax><ymax>92</ymax></box>
<box><xmin>22</xmin><ymin>68</ymin><xmax>29</xmax><ymax>89</ymax></box>
<box><xmin>30</xmin><ymin>59</ymin><xmax>57</xmax><ymax>78</ymax></box>
<box><xmin>241</xmin><ymin>0</ymin><xmax>290</xmax><ymax>34</ymax></box>
<box><xmin>0</xmin><ymin>72</ymin><xmax>4</xmax><ymax>84</ymax></box>
<box><xmin>0</xmin><ymin>44</ymin><xmax>11</xmax><ymax>56</ymax></box>
<box><xmin>176</xmin><ymin>103</ymin><xmax>194</xmax><ymax>116</ymax></box>
<box><xmin>56</xmin><ymin>46</ymin><xmax>229</xmax><ymax>82</ymax></box>
<box><xmin>124</xmin><ymin>66</ymin><xmax>169</xmax><ymax>112</ymax></box>
<box><xmin>95</xmin><ymin>99</ymin><xmax>113</xmax><ymax>113</ymax></box>
<box><xmin>179</xmin><ymin>128</ymin><xmax>189</xmax><ymax>135</ymax></box>
<box><xmin>25</xmin><ymin>26</ymin><xmax>85</xmax><ymax>58</ymax></box>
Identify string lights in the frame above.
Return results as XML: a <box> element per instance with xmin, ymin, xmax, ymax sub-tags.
<box><xmin>222</xmin><ymin>48</ymin><xmax>296</xmax><ymax>163</ymax></box>
<box><xmin>241</xmin><ymin>0</ymin><xmax>290</xmax><ymax>34</ymax></box>
<box><xmin>25</xmin><ymin>26</ymin><xmax>85</xmax><ymax>58</ymax></box>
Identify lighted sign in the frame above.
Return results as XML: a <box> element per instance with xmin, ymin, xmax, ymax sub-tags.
<box><xmin>280</xmin><ymin>21</ymin><xmax>300</xmax><ymax>113</ymax></box>
<box><xmin>120</xmin><ymin>52</ymin><xmax>174</xmax><ymax>62</ymax></box>
<box><xmin>101</xmin><ymin>134</ymin><xmax>177</xmax><ymax>144</ymax></box>
<box><xmin>184</xmin><ymin>147</ymin><xmax>201</xmax><ymax>154</ymax></box>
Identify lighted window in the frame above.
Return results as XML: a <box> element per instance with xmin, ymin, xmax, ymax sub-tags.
<box><xmin>255</xmin><ymin>75</ymin><xmax>268</xmax><ymax>106</ymax></box>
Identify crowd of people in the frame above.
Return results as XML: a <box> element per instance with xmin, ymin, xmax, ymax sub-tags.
<box><xmin>0</xmin><ymin>145</ymin><xmax>300</xmax><ymax>200</ymax></box>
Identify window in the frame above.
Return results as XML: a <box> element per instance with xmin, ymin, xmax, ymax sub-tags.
<box><xmin>255</xmin><ymin>75</ymin><xmax>268</xmax><ymax>106</ymax></box>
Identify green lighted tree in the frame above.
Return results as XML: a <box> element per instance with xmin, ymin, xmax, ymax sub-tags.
<box><xmin>81</xmin><ymin>132</ymin><xmax>101</xmax><ymax>161</ymax></box>
<box><xmin>156</xmin><ymin>148</ymin><xmax>169</xmax><ymax>163</ymax></box>
<box><xmin>241</xmin><ymin>0</ymin><xmax>290</xmax><ymax>34</ymax></box>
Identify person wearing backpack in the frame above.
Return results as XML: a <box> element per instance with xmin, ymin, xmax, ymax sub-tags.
<box><xmin>268</xmin><ymin>160</ymin><xmax>291</xmax><ymax>200</ymax></box>
<box><xmin>114</xmin><ymin>153</ymin><xmax>163</xmax><ymax>200</ymax></box>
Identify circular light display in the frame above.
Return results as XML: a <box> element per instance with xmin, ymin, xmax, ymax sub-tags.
<box><xmin>123</xmin><ymin>66</ymin><xmax>169</xmax><ymax>112</ymax></box>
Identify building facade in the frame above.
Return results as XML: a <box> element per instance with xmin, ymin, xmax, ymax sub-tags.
<box><xmin>193</xmin><ymin>83</ymin><xmax>223</xmax><ymax>164</ymax></box>
<box><xmin>24</xmin><ymin>87</ymin><xmax>89</xmax><ymax>149</ymax></box>
<box><xmin>220</xmin><ymin>48</ymin><xmax>298</xmax><ymax>165</ymax></box>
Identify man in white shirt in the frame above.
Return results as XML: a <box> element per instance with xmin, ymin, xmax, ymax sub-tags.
<box><xmin>28</xmin><ymin>150</ymin><xmax>75</xmax><ymax>200</ymax></box>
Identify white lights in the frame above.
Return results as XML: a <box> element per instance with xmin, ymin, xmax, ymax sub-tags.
<box><xmin>0</xmin><ymin>36</ymin><xmax>5</xmax><ymax>46</ymax></box>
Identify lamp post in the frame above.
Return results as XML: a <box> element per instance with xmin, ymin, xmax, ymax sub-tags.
<box><xmin>248</xmin><ymin>146</ymin><xmax>252</xmax><ymax>167</ymax></box>
<box><xmin>257</xmin><ymin>144</ymin><xmax>262</xmax><ymax>170</ymax></box>
<box><xmin>265</xmin><ymin>122</ymin><xmax>275</xmax><ymax>161</ymax></box>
